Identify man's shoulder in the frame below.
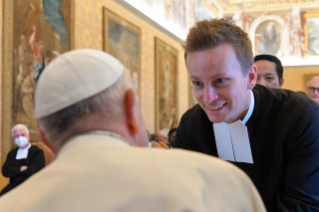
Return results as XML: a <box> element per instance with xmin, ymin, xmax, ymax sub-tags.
<box><xmin>29</xmin><ymin>144</ymin><xmax>44</xmax><ymax>154</ymax></box>
<box><xmin>253</xmin><ymin>85</ymin><xmax>316</xmax><ymax>112</ymax></box>
<box><xmin>133</xmin><ymin>147</ymin><xmax>248</xmax><ymax>179</ymax></box>
<box><xmin>8</xmin><ymin>147</ymin><xmax>19</xmax><ymax>155</ymax></box>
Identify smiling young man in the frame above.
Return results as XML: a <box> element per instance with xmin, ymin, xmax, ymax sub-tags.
<box><xmin>174</xmin><ymin>19</ymin><xmax>319</xmax><ymax>211</ymax></box>
<box><xmin>254</xmin><ymin>54</ymin><xmax>284</xmax><ymax>88</ymax></box>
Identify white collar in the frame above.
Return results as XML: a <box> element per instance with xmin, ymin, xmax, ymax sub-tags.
<box><xmin>241</xmin><ymin>90</ymin><xmax>255</xmax><ymax>125</ymax></box>
<box><xmin>16</xmin><ymin>144</ymin><xmax>32</xmax><ymax>159</ymax></box>
<box><xmin>212</xmin><ymin>90</ymin><xmax>255</xmax><ymax>164</ymax></box>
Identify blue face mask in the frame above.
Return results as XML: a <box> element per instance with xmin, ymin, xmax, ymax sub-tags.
<box><xmin>15</xmin><ymin>136</ymin><xmax>28</xmax><ymax>147</ymax></box>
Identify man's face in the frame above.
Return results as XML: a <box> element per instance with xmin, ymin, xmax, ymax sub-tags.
<box><xmin>12</xmin><ymin>128</ymin><xmax>30</xmax><ymax>147</ymax></box>
<box><xmin>187</xmin><ymin>43</ymin><xmax>256</xmax><ymax>124</ymax></box>
<box><xmin>307</xmin><ymin>77</ymin><xmax>319</xmax><ymax>104</ymax></box>
<box><xmin>255</xmin><ymin>60</ymin><xmax>283</xmax><ymax>88</ymax></box>
<box><xmin>157</xmin><ymin>131</ymin><xmax>165</xmax><ymax>142</ymax></box>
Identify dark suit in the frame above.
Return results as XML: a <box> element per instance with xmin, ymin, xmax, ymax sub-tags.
<box><xmin>174</xmin><ymin>85</ymin><xmax>319</xmax><ymax>211</ymax></box>
<box><xmin>1</xmin><ymin>145</ymin><xmax>45</xmax><ymax>196</ymax></box>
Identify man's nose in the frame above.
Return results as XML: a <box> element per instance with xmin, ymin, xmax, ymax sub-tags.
<box><xmin>203</xmin><ymin>85</ymin><xmax>218</xmax><ymax>104</ymax></box>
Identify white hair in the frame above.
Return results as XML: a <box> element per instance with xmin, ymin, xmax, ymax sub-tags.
<box><xmin>307</xmin><ymin>76</ymin><xmax>319</xmax><ymax>87</ymax></box>
<box><xmin>12</xmin><ymin>124</ymin><xmax>29</xmax><ymax>136</ymax></box>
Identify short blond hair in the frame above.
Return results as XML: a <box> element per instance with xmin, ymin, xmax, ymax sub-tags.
<box><xmin>184</xmin><ymin>19</ymin><xmax>254</xmax><ymax>74</ymax></box>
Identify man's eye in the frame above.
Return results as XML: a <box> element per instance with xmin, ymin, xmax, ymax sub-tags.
<box><xmin>266</xmin><ymin>77</ymin><xmax>274</xmax><ymax>81</ymax></box>
<box><xmin>192</xmin><ymin>81</ymin><xmax>202</xmax><ymax>86</ymax></box>
<box><xmin>217</xmin><ymin>78</ymin><xmax>227</xmax><ymax>84</ymax></box>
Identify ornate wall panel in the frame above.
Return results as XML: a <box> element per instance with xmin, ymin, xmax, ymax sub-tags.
<box><xmin>74</xmin><ymin>0</ymin><xmax>189</xmax><ymax>133</ymax></box>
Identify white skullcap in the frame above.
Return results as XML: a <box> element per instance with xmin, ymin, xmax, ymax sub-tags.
<box><xmin>34</xmin><ymin>49</ymin><xmax>124</xmax><ymax>118</ymax></box>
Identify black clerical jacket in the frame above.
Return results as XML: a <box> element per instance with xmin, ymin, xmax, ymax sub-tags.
<box><xmin>1</xmin><ymin>145</ymin><xmax>45</xmax><ymax>195</ymax></box>
<box><xmin>174</xmin><ymin>85</ymin><xmax>319</xmax><ymax>212</ymax></box>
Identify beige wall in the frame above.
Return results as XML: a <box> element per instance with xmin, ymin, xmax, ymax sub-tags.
<box><xmin>0</xmin><ymin>0</ymin><xmax>9</xmax><ymax>191</ymax></box>
<box><xmin>282</xmin><ymin>66</ymin><xmax>319</xmax><ymax>92</ymax></box>
<box><xmin>73</xmin><ymin>0</ymin><xmax>189</xmax><ymax>133</ymax></box>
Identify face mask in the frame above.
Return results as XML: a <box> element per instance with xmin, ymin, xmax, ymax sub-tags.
<box><xmin>15</xmin><ymin>136</ymin><xmax>29</xmax><ymax>147</ymax></box>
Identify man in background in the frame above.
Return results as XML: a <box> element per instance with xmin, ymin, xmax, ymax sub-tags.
<box><xmin>306</xmin><ymin>76</ymin><xmax>319</xmax><ymax>104</ymax></box>
<box><xmin>0</xmin><ymin>49</ymin><xmax>265</xmax><ymax>211</ymax></box>
<box><xmin>254</xmin><ymin>54</ymin><xmax>284</xmax><ymax>88</ymax></box>
<box><xmin>156</xmin><ymin>130</ymin><xmax>165</xmax><ymax>142</ymax></box>
<box><xmin>1</xmin><ymin>124</ymin><xmax>45</xmax><ymax>196</ymax></box>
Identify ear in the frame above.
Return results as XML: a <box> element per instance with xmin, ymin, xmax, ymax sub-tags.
<box><xmin>124</xmin><ymin>89</ymin><xmax>139</xmax><ymax>135</ymax></box>
<box><xmin>279</xmin><ymin>78</ymin><xmax>284</xmax><ymax>88</ymax></box>
<box><xmin>38</xmin><ymin>128</ymin><xmax>56</xmax><ymax>154</ymax></box>
<box><xmin>247</xmin><ymin>65</ymin><xmax>257</xmax><ymax>89</ymax></box>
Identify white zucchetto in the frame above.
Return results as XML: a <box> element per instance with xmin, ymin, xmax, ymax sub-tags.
<box><xmin>34</xmin><ymin>49</ymin><xmax>124</xmax><ymax>118</ymax></box>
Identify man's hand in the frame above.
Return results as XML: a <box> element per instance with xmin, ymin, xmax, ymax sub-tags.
<box><xmin>151</xmin><ymin>141</ymin><xmax>169</xmax><ymax>149</ymax></box>
<box><xmin>20</xmin><ymin>166</ymin><xmax>28</xmax><ymax>172</ymax></box>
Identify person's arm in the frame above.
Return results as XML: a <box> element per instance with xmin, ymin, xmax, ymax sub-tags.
<box><xmin>278</xmin><ymin>102</ymin><xmax>319</xmax><ymax>211</ymax></box>
<box><xmin>29</xmin><ymin>25</ymin><xmax>39</xmax><ymax>57</ymax></box>
<box><xmin>24</xmin><ymin>148</ymin><xmax>45</xmax><ymax>176</ymax></box>
<box><xmin>2</xmin><ymin>151</ymin><xmax>21</xmax><ymax>178</ymax></box>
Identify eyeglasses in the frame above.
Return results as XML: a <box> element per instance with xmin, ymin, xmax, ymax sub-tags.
<box><xmin>169</xmin><ymin>136</ymin><xmax>175</xmax><ymax>139</ymax></box>
<box><xmin>308</xmin><ymin>87</ymin><xmax>319</xmax><ymax>92</ymax></box>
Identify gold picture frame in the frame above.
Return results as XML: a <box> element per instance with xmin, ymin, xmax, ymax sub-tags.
<box><xmin>302</xmin><ymin>11</ymin><xmax>319</xmax><ymax>58</ymax></box>
<box><xmin>103</xmin><ymin>7</ymin><xmax>141</xmax><ymax>97</ymax></box>
<box><xmin>1</xmin><ymin>0</ymin><xmax>73</xmax><ymax>164</ymax></box>
<box><xmin>154</xmin><ymin>37</ymin><xmax>178</xmax><ymax>131</ymax></box>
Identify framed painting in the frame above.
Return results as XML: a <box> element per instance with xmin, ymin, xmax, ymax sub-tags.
<box><xmin>254</xmin><ymin>20</ymin><xmax>281</xmax><ymax>56</ymax></box>
<box><xmin>103</xmin><ymin>8</ymin><xmax>141</xmax><ymax>97</ymax></box>
<box><xmin>154</xmin><ymin>37</ymin><xmax>178</xmax><ymax>131</ymax></box>
<box><xmin>2</xmin><ymin>0</ymin><xmax>72</xmax><ymax>163</ymax></box>
<box><xmin>302</xmin><ymin>12</ymin><xmax>319</xmax><ymax>58</ymax></box>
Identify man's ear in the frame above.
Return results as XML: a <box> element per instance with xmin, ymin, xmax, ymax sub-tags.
<box><xmin>279</xmin><ymin>78</ymin><xmax>284</xmax><ymax>88</ymax></box>
<box><xmin>124</xmin><ymin>89</ymin><xmax>139</xmax><ymax>135</ymax></box>
<box><xmin>247</xmin><ymin>65</ymin><xmax>257</xmax><ymax>89</ymax></box>
<box><xmin>38</xmin><ymin>128</ymin><xmax>56</xmax><ymax>154</ymax></box>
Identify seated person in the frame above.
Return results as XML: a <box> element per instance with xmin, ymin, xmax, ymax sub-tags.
<box><xmin>0</xmin><ymin>124</ymin><xmax>45</xmax><ymax>196</ymax></box>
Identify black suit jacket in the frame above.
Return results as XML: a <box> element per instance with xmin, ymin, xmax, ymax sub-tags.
<box><xmin>174</xmin><ymin>85</ymin><xmax>319</xmax><ymax>211</ymax></box>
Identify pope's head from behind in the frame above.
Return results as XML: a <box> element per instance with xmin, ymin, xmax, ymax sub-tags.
<box><xmin>34</xmin><ymin>49</ymin><xmax>149</xmax><ymax>152</ymax></box>
<box><xmin>184</xmin><ymin>19</ymin><xmax>257</xmax><ymax>124</ymax></box>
